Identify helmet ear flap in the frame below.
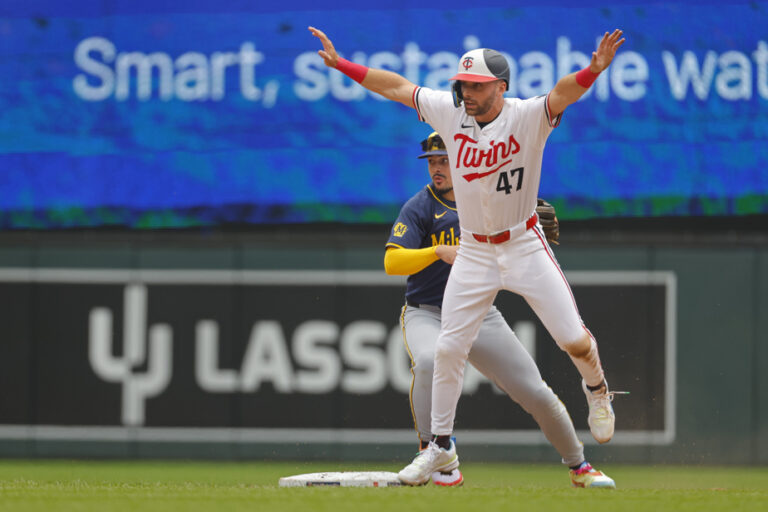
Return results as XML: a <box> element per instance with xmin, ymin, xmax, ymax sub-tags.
<box><xmin>452</xmin><ymin>82</ymin><xmax>463</xmax><ymax>107</ymax></box>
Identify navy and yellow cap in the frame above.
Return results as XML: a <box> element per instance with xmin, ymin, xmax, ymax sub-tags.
<box><xmin>418</xmin><ymin>132</ymin><xmax>447</xmax><ymax>159</ymax></box>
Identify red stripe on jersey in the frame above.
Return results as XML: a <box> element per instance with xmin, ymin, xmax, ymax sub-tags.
<box><xmin>461</xmin><ymin>159</ymin><xmax>512</xmax><ymax>182</ymax></box>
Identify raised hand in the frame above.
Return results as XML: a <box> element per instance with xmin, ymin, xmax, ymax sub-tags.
<box><xmin>590</xmin><ymin>29</ymin><xmax>625</xmax><ymax>73</ymax></box>
<box><xmin>308</xmin><ymin>26</ymin><xmax>339</xmax><ymax>68</ymax></box>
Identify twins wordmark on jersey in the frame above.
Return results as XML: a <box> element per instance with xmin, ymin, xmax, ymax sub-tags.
<box><xmin>454</xmin><ymin>133</ymin><xmax>520</xmax><ymax>184</ymax></box>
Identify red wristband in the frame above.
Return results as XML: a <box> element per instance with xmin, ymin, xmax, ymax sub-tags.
<box><xmin>575</xmin><ymin>66</ymin><xmax>600</xmax><ymax>88</ymax></box>
<box><xmin>336</xmin><ymin>57</ymin><xmax>369</xmax><ymax>84</ymax></box>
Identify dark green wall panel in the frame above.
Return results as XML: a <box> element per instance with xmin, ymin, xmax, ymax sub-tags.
<box><xmin>0</xmin><ymin>233</ymin><xmax>765</xmax><ymax>464</ymax></box>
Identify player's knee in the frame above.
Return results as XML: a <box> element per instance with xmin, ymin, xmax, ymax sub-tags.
<box><xmin>515</xmin><ymin>382</ymin><xmax>555</xmax><ymax>412</ymax></box>
<box><xmin>540</xmin><ymin>391</ymin><xmax>569</xmax><ymax>419</ymax></box>
<box><xmin>558</xmin><ymin>332</ymin><xmax>592</xmax><ymax>358</ymax></box>
<box><xmin>434</xmin><ymin>336</ymin><xmax>469</xmax><ymax>365</ymax></box>
<box><xmin>411</xmin><ymin>351</ymin><xmax>435</xmax><ymax>379</ymax></box>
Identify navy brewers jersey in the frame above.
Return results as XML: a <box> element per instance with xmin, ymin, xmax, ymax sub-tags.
<box><xmin>386</xmin><ymin>184</ymin><xmax>458</xmax><ymax>307</ymax></box>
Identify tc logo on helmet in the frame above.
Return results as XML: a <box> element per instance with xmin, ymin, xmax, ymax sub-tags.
<box><xmin>462</xmin><ymin>56</ymin><xmax>474</xmax><ymax>70</ymax></box>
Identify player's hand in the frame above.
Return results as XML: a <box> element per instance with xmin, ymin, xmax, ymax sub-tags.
<box><xmin>590</xmin><ymin>29</ymin><xmax>625</xmax><ymax>73</ymax></box>
<box><xmin>435</xmin><ymin>244</ymin><xmax>459</xmax><ymax>265</ymax></box>
<box><xmin>308</xmin><ymin>26</ymin><xmax>339</xmax><ymax>68</ymax></box>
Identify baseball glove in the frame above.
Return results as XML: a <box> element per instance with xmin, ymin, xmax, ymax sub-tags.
<box><xmin>536</xmin><ymin>198</ymin><xmax>560</xmax><ymax>245</ymax></box>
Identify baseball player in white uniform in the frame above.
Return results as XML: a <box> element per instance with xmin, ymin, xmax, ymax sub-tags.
<box><xmin>309</xmin><ymin>26</ymin><xmax>626</xmax><ymax>486</ymax></box>
<box><xmin>385</xmin><ymin>131</ymin><xmax>615</xmax><ymax>488</ymax></box>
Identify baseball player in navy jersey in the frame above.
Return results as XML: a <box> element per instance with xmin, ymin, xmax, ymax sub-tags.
<box><xmin>309</xmin><ymin>26</ymin><xmax>626</xmax><ymax>487</ymax></box>
<box><xmin>384</xmin><ymin>131</ymin><xmax>614</xmax><ymax>488</ymax></box>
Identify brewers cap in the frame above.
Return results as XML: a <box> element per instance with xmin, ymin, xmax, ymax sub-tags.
<box><xmin>417</xmin><ymin>132</ymin><xmax>447</xmax><ymax>159</ymax></box>
<box><xmin>450</xmin><ymin>48</ymin><xmax>510</xmax><ymax>87</ymax></box>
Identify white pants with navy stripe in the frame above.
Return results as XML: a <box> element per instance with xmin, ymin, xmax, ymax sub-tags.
<box><xmin>431</xmin><ymin>218</ymin><xmax>602</xmax><ymax>438</ymax></box>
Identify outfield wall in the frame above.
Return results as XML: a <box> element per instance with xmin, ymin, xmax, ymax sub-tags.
<box><xmin>0</xmin><ymin>229</ymin><xmax>766</xmax><ymax>465</ymax></box>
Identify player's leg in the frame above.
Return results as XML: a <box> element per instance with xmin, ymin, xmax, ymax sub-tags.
<box><xmin>502</xmin><ymin>229</ymin><xmax>615</xmax><ymax>443</ymax></box>
<box><xmin>401</xmin><ymin>304</ymin><xmax>442</xmax><ymax>446</ymax></box>
<box><xmin>401</xmin><ymin>304</ymin><xmax>464</xmax><ymax>487</ymax></box>
<box><xmin>431</xmin><ymin>240</ymin><xmax>500</xmax><ymax>436</ymax></box>
<box><xmin>398</xmin><ymin>240</ymin><xmax>498</xmax><ymax>485</ymax></box>
<box><xmin>467</xmin><ymin>306</ymin><xmax>584</xmax><ymax>468</ymax></box>
<box><xmin>468</xmin><ymin>312</ymin><xmax>616</xmax><ymax>487</ymax></box>
<box><xmin>400</xmin><ymin>306</ymin><xmax>464</xmax><ymax>487</ymax></box>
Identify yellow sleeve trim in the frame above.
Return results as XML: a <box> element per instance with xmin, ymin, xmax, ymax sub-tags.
<box><xmin>384</xmin><ymin>246</ymin><xmax>439</xmax><ymax>276</ymax></box>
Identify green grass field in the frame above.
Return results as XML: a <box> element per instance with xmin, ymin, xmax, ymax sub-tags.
<box><xmin>0</xmin><ymin>460</ymin><xmax>765</xmax><ymax>512</ymax></box>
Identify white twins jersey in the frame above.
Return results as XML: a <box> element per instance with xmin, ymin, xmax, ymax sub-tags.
<box><xmin>414</xmin><ymin>87</ymin><xmax>562</xmax><ymax>234</ymax></box>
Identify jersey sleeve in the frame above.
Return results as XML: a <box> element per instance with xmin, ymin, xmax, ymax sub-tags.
<box><xmin>543</xmin><ymin>92</ymin><xmax>563</xmax><ymax>128</ymax></box>
<box><xmin>386</xmin><ymin>197</ymin><xmax>429</xmax><ymax>250</ymax></box>
<box><xmin>413</xmin><ymin>87</ymin><xmax>455</xmax><ymax>131</ymax></box>
<box><xmin>516</xmin><ymin>93</ymin><xmax>563</xmax><ymax>146</ymax></box>
<box><xmin>383</xmin><ymin>246</ymin><xmax>439</xmax><ymax>276</ymax></box>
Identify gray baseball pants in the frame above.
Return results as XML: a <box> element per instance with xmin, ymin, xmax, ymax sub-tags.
<box><xmin>400</xmin><ymin>303</ymin><xmax>585</xmax><ymax>467</ymax></box>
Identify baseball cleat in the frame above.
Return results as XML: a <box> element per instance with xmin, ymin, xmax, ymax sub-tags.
<box><xmin>398</xmin><ymin>440</ymin><xmax>459</xmax><ymax>486</ymax></box>
<box><xmin>432</xmin><ymin>468</ymin><xmax>464</xmax><ymax>487</ymax></box>
<box><xmin>569</xmin><ymin>462</ymin><xmax>616</xmax><ymax>488</ymax></box>
<box><xmin>582</xmin><ymin>379</ymin><xmax>616</xmax><ymax>444</ymax></box>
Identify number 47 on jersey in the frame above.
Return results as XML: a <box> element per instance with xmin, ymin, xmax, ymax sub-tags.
<box><xmin>496</xmin><ymin>167</ymin><xmax>524</xmax><ymax>194</ymax></box>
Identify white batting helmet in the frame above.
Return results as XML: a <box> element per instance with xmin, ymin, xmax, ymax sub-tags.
<box><xmin>450</xmin><ymin>48</ymin><xmax>510</xmax><ymax>89</ymax></box>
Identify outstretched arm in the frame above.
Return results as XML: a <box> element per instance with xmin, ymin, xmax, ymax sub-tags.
<box><xmin>309</xmin><ymin>26</ymin><xmax>418</xmax><ymax>108</ymax></box>
<box><xmin>548</xmin><ymin>29</ymin><xmax>625</xmax><ymax>117</ymax></box>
